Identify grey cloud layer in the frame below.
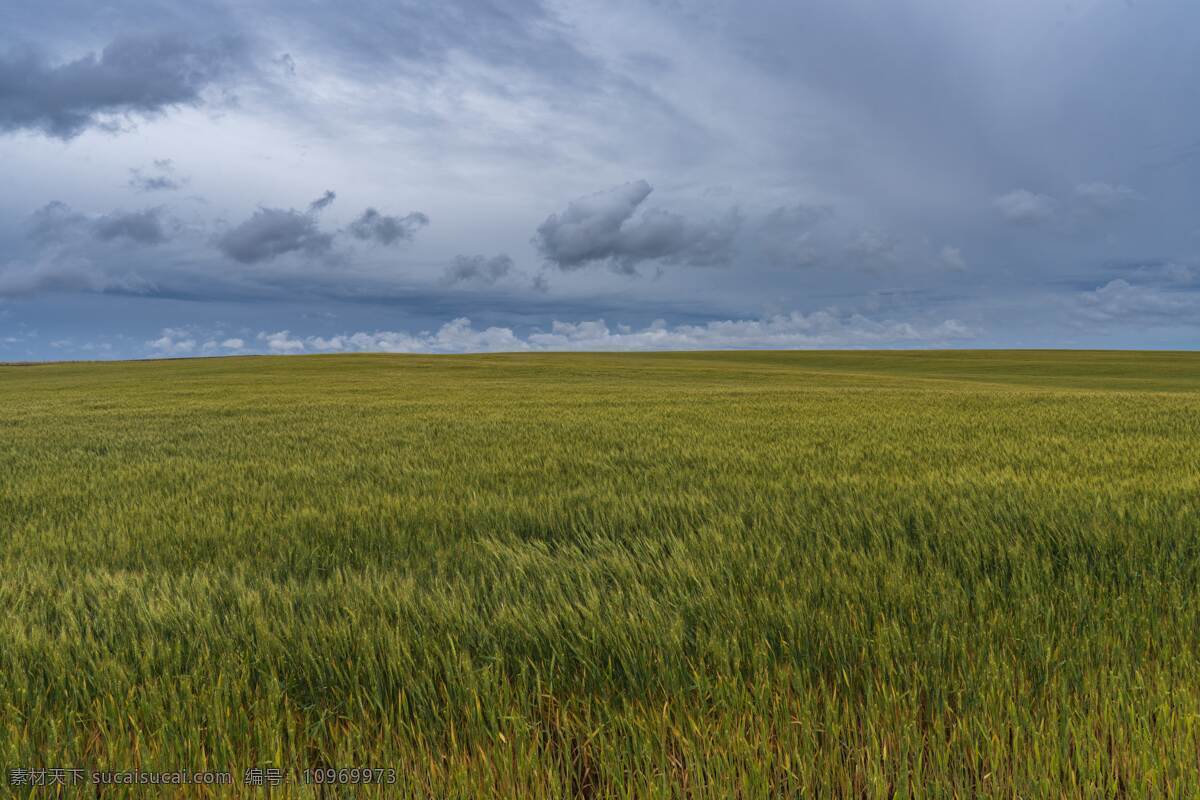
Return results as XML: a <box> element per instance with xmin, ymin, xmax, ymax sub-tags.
<box><xmin>28</xmin><ymin>201</ymin><xmax>169</xmax><ymax>245</ymax></box>
<box><xmin>3</xmin><ymin>0</ymin><xmax>1200</xmax><ymax>356</ymax></box>
<box><xmin>0</xmin><ymin>33</ymin><xmax>246</xmax><ymax>139</ymax></box>
<box><xmin>3</xmin><ymin>189</ymin><xmax>440</xmax><ymax>301</ymax></box>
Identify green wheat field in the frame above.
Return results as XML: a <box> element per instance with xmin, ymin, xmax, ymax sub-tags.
<box><xmin>2</xmin><ymin>350</ymin><xmax>1199</xmax><ymax>797</ymax></box>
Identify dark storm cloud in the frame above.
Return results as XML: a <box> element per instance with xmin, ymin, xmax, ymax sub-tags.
<box><xmin>218</xmin><ymin>195</ymin><xmax>335</xmax><ymax>263</ymax></box>
<box><xmin>0</xmin><ymin>33</ymin><xmax>247</xmax><ymax>139</ymax></box>
<box><xmin>348</xmin><ymin>208</ymin><xmax>429</xmax><ymax>245</ymax></box>
<box><xmin>534</xmin><ymin>180</ymin><xmax>741</xmax><ymax>274</ymax></box>
<box><xmin>94</xmin><ymin>207</ymin><xmax>169</xmax><ymax>244</ymax></box>
<box><xmin>445</xmin><ymin>254</ymin><xmax>514</xmax><ymax>285</ymax></box>
<box><xmin>129</xmin><ymin>160</ymin><xmax>185</xmax><ymax>192</ymax></box>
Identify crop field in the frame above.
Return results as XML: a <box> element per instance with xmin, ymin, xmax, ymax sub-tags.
<box><xmin>2</xmin><ymin>350</ymin><xmax>1199</xmax><ymax>797</ymax></box>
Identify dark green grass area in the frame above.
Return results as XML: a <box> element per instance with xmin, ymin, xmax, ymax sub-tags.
<box><xmin>2</xmin><ymin>351</ymin><xmax>1199</xmax><ymax>797</ymax></box>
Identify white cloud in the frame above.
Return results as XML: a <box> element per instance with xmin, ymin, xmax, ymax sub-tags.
<box><xmin>258</xmin><ymin>331</ymin><xmax>305</xmax><ymax>353</ymax></box>
<box><xmin>525</xmin><ymin>312</ymin><xmax>972</xmax><ymax>350</ymax></box>
<box><xmin>147</xmin><ymin>328</ymin><xmax>196</xmax><ymax>355</ymax></box>
<box><xmin>250</xmin><ymin>309</ymin><xmax>974</xmax><ymax>356</ymax></box>
<box><xmin>144</xmin><ymin>329</ymin><xmax>247</xmax><ymax>357</ymax></box>
<box><xmin>305</xmin><ymin>319</ymin><xmax>526</xmax><ymax>353</ymax></box>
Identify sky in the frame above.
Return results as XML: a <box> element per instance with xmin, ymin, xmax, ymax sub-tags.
<box><xmin>1</xmin><ymin>0</ymin><xmax>1198</xmax><ymax>360</ymax></box>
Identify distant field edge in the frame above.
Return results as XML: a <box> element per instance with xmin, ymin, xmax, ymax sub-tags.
<box><xmin>3</xmin><ymin>346</ymin><xmax>1199</xmax><ymax>367</ymax></box>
